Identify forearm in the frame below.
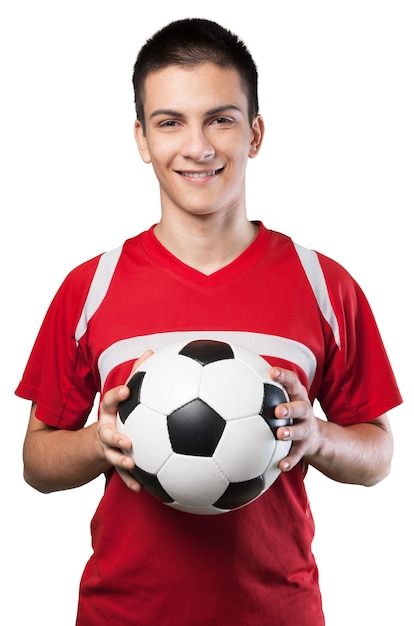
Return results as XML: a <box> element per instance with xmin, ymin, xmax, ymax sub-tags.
<box><xmin>304</xmin><ymin>416</ymin><xmax>394</xmax><ymax>486</ymax></box>
<box><xmin>23</xmin><ymin>409</ymin><xmax>111</xmax><ymax>493</ymax></box>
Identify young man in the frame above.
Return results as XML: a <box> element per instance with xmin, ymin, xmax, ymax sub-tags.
<box><xmin>16</xmin><ymin>18</ymin><xmax>402</xmax><ymax>626</ymax></box>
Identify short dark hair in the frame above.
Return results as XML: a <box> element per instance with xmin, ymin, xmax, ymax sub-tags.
<box><xmin>132</xmin><ymin>18</ymin><xmax>259</xmax><ymax>131</ymax></box>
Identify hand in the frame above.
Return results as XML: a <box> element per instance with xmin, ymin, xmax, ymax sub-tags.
<box><xmin>270</xmin><ymin>367</ymin><xmax>321</xmax><ymax>472</ymax></box>
<box><xmin>97</xmin><ymin>350</ymin><xmax>153</xmax><ymax>491</ymax></box>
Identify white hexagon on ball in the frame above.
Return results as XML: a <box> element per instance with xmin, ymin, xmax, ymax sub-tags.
<box><xmin>213</xmin><ymin>415</ymin><xmax>276</xmax><ymax>481</ymax></box>
<box><xmin>140</xmin><ymin>354</ymin><xmax>202</xmax><ymax>415</ymax></box>
<box><xmin>120</xmin><ymin>404</ymin><xmax>173</xmax><ymax>474</ymax></box>
<box><xmin>199</xmin><ymin>359</ymin><xmax>264</xmax><ymax>420</ymax></box>
<box><xmin>157</xmin><ymin>454</ymin><xmax>229</xmax><ymax>506</ymax></box>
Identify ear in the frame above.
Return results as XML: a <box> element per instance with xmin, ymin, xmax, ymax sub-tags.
<box><xmin>134</xmin><ymin>120</ymin><xmax>152</xmax><ymax>163</ymax></box>
<box><xmin>249</xmin><ymin>114</ymin><xmax>265</xmax><ymax>159</ymax></box>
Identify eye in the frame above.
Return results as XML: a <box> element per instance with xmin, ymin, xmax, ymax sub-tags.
<box><xmin>159</xmin><ymin>119</ymin><xmax>180</xmax><ymax>128</ymax></box>
<box><xmin>212</xmin><ymin>116</ymin><xmax>233</xmax><ymax>125</ymax></box>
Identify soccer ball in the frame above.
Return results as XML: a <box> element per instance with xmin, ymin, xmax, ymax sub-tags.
<box><xmin>117</xmin><ymin>339</ymin><xmax>292</xmax><ymax>515</ymax></box>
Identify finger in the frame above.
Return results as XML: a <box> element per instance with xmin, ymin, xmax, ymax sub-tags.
<box><xmin>278</xmin><ymin>442</ymin><xmax>307</xmax><ymax>472</ymax></box>
<box><xmin>270</xmin><ymin>367</ymin><xmax>307</xmax><ymax>401</ymax></box>
<box><xmin>103</xmin><ymin>439</ymin><xmax>134</xmax><ymax>468</ymax></box>
<box><xmin>101</xmin><ymin>384</ymin><xmax>130</xmax><ymax>415</ymax></box>
<box><xmin>127</xmin><ymin>349</ymin><xmax>154</xmax><ymax>381</ymax></box>
<box><xmin>98</xmin><ymin>411</ymin><xmax>135</xmax><ymax>457</ymax></box>
<box><xmin>117</xmin><ymin>466</ymin><xmax>142</xmax><ymax>493</ymax></box>
<box><xmin>101</xmin><ymin>350</ymin><xmax>154</xmax><ymax>418</ymax></box>
<box><xmin>274</xmin><ymin>399</ymin><xmax>309</xmax><ymax>421</ymax></box>
<box><xmin>99</xmin><ymin>389</ymin><xmax>130</xmax><ymax>447</ymax></box>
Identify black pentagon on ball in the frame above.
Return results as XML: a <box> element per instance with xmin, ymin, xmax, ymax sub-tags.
<box><xmin>118</xmin><ymin>371</ymin><xmax>146</xmax><ymax>424</ymax></box>
<box><xmin>214</xmin><ymin>476</ymin><xmax>264</xmax><ymax>510</ymax></box>
<box><xmin>167</xmin><ymin>398</ymin><xmax>226</xmax><ymax>456</ymax></box>
<box><xmin>179</xmin><ymin>339</ymin><xmax>235</xmax><ymax>365</ymax></box>
<box><xmin>260</xmin><ymin>383</ymin><xmax>293</xmax><ymax>436</ymax></box>
<box><xmin>131</xmin><ymin>465</ymin><xmax>174</xmax><ymax>503</ymax></box>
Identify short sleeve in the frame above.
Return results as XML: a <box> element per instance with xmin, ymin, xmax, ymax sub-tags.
<box><xmin>316</xmin><ymin>254</ymin><xmax>402</xmax><ymax>425</ymax></box>
<box><xmin>15</xmin><ymin>256</ymin><xmax>101</xmax><ymax>429</ymax></box>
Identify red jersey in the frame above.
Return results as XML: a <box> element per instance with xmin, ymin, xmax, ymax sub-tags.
<box><xmin>16</xmin><ymin>223</ymin><xmax>402</xmax><ymax>625</ymax></box>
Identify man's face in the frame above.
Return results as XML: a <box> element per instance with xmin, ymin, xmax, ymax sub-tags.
<box><xmin>134</xmin><ymin>62</ymin><xmax>263</xmax><ymax>220</ymax></box>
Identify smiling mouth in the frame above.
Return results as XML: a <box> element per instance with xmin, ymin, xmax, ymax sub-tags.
<box><xmin>179</xmin><ymin>168</ymin><xmax>222</xmax><ymax>178</ymax></box>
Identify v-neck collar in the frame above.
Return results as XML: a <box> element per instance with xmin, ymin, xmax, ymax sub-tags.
<box><xmin>140</xmin><ymin>221</ymin><xmax>272</xmax><ymax>289</ymax></box>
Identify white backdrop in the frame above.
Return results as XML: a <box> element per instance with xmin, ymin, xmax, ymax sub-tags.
<box><xmin>1</xmin><ymin>2</ymin><xmax>412</xmax><ymax>624</ymax></box>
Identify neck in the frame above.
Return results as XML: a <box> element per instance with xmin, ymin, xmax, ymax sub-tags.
<box><xmin>153</xmin><ymin>214</ymin><xmax>258</xmax><ymax>275</ymax></box>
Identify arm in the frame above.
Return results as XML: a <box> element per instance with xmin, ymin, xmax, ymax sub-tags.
<box><xmin>23</xmin><ymin>403</ymin><xmax>111</xmax><ymax>493</ymax></box>
<box><xmin>23</xmin><ymin>396</ymin><xmax>141</xmax><ymax>494</ymax></box>
<box><xmin>23</xmin><ymin>353</ymin><xmax>152</xmax><ymax>494</ymax></box>
<box><xmin>271</xmin><ymin>367</ymin><xmax>394</xmax><ymax>486</ymax></box>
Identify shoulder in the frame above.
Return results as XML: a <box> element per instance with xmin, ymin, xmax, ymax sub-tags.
<box><xmin>290</xmin><ymin>238</ymin><xmax>362</xmax><ymax>294</ymax></box>
<box><xmin>57</xmin><ymin>254</ymin><xmax>104</xmax><ymax>302</ymax></box>
<box><xmin>59</xmin><ymin>232</ymin><xmax>144</xmax><ymax>295</ymax></box>
<box><xmin>263</xmin><ymin>224</ymin><xmax>357</xmax><ymax>289</ymax></box>
<box><xmin>54</xmin><ymin>230</ymin><xmax>149</xmax><ymax>324</ymax></box>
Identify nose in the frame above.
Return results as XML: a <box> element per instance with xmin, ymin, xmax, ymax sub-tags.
<box><xmin>182</xmin><ymin>125</ymin><xmax>215</xmax><ymax>162</ymax></box>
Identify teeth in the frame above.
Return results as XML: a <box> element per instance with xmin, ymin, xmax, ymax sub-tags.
<box><xmin>182</xmin><ymin>170</ymin><xmax>217</xmax><ymax>178</ymax></box>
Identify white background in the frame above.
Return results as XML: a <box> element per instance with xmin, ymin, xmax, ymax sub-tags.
<box><xmin>1</xmin><ymin>1</ymin><xmax>413</xmax><ymax>624</ymax></box>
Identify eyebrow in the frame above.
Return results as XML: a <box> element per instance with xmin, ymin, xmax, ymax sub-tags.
<box><xmin>149</xmin><ymin>104</ymin><xmax>243</xmax><ymax>120</ymax></box>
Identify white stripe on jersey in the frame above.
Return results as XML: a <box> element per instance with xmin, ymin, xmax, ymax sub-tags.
<box><xmin>75</xmin><ymin>245</ymin><xmax>123</xmax><ymax>344</ymax></box>
<box><xmin>97</xmin><ymin>331</ymin><xmax>317</xmax><ymax>391</ymax></box>
<box><xmin>294</xmin><ymin>243</ymin><xmax>341</xmax><ymax>348</ymax></box>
